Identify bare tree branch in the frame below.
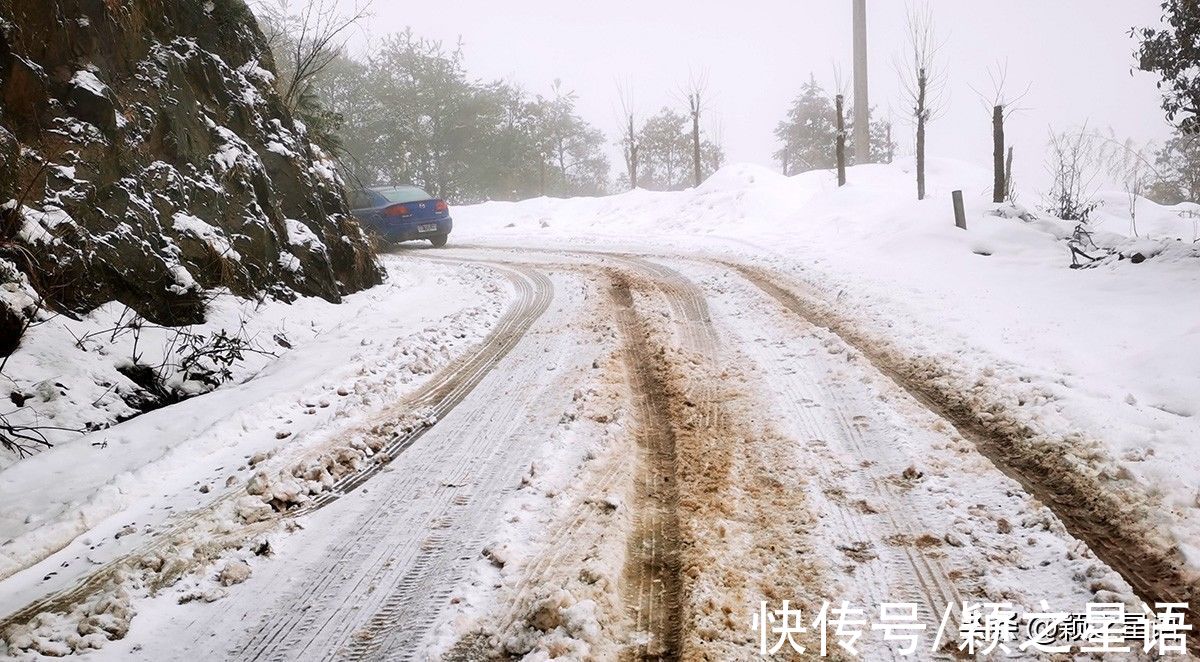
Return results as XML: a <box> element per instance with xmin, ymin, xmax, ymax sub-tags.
<box><xmin>251</xmin><ymin>0</ymin><xmax>374</xmax><ymax>113</ymax></box>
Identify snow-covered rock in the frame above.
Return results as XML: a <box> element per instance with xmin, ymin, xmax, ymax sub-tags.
<box><xmin>0</xmin><ymin>0</ymin><xmax>382</xmax><ymax>338</ymax></box>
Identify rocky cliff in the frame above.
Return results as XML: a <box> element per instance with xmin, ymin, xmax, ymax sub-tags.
<box><xmin>0</xmin><ymin>0</ymin><xmax>382</xmax><ymax>341</ymax></box>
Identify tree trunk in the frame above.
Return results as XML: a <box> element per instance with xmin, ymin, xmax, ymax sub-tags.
<box><xmin>557</xmin><ymin>138</ymin><xmax>567</xmax><ymax>195</ymax></box>
<box><xmin>691</xmin><ymin>98</ymin><xmax>702</xmax><ymax>187</ymax></box>
<box><xmin>626</xmin><ymin>115</ymin><xmax>639</xmax><ymax>190</ymax></box>
<box><xmin>886</xmin><ymin>122</ymin><xmax>893</xmax><ymax>163</ymax></box>
<box><xmin>992</xmin><ymin>104</ymin><xmax>1005</xmax><ymax>203</ymax></box>
<box><xmin>1004</xmin><ymin>146</ymin><xmax>1014</xmax><ymax>201</ymax></box>
<box><xmin>835</xmin><ymin>94</ymin><xmax>847</xmax><ymax>187</ymax></box>
<box><xmin>916</xmin><ymin>69</ymin><xmax>927</xmax><ymax>201</ymax></box>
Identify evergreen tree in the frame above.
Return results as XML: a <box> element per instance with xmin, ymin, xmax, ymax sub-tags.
<box><xmin>1150</xmin><ymin>128</ymin><xmax>1200</xmax><ymax>204</ymax></box>
<box><xmin>307</xmin><ymin>52</ymin><xmax>379</xmax><ymax>186</ymax></box>
<box><xmin>529</xmin><ymin>81</ymin><xmax>611</xmax><ymax>197</ymax></box>
<box><xmin>773</xmin><ymin>76</ymin><xmax>837</xmax><ymax>175</ymax></box>
<box><xmin>849</xmin><ymin>112</ymin><xmax>897</xmax><ymax>165</ymax></box>
<box><xmin>1135</xmin><ymin>0</ymin><xmax>1200</xmax><ymax>134</ymax></box>
<box><xmin>300</xmin><ymin>31</ymin><xmax>610</xmax><ymax>202</ymax></box>
<box><xmin>774</xmin><ymin>76</ymin><xmax>897</xmax><ymax>175</ymax></box>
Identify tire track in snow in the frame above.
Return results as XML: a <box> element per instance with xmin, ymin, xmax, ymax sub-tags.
<box><xmin>657</xmin><ymin>258</ymin><xmax>959</xmax><ymax>660</ymax></box>
<box><xmin>604</xmin><ymin>257</ymin><xmax>732</xmax><ymax>661</ymax></box>
<box><xmin>307</xmin><ymin>263</ymin><xmax>555</xmax><ymax>508</ymax></box>
<box><xmin>725</xmin><ymin>261</ymin><xmax>1200</xmax><ymax>652</ymax></box>
<box><xmin>603</xmin><ymin>255</ymin><xmax>717</xmax><ymax>354</ymax></box>
<box><xmin>0</xmin><ymin>260</ymin><xmax>553</xmax><ymax>655</ymax></box>
<box><xmin>608</xmin><ymin>274</ymin><xmax>684</xmax><ymax>661</ymax></box>
<box><xmin>232</xmin><ymin>263</ymin><xmax>563</xmax><ymax>661</ymax></box>
<box><xmin>472</xmin><ymin>256</ymin><xmax>716</xmax><ymax>661</ymax></box>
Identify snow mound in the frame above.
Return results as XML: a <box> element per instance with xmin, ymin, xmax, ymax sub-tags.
<box><xmin>696</xmin><ymin>162</ymin><xmax>786</xmax><ymax>193</ymax></box>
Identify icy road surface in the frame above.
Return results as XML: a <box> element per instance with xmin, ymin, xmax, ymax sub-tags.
<box><xmin>4</xmin><ymin>240</ymin><xmax>1188</xmax><ymax>661</ymax></box>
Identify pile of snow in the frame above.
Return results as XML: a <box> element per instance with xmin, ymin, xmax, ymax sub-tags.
<box><xmin>1092</xmin><ymin>191</ymin><xmax>1200</xmax><ymax>242</ymax></box>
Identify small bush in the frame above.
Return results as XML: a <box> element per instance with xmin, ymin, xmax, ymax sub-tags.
<box><xmin>1043</xmin><ymin>127</ymin><xmax>1102</xmax><ymax>222</ymax></box>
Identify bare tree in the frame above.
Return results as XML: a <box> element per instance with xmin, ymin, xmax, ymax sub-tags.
<box><xmin>252</xmin><ymin>0</ymin><xmax>373</xmax><ymax>113</ymax></box>
<box><xmin>684</xmin><ymin>72</ymin><xmax>708</xmax><ymax>187</ymax></box>
<box><xmin>1098</xmin><ymin>132</ymin><xmax>1162</xmax><ymax>237</ymax></box>
<box><xmin>970</xmin><ymin>62</ymin><xmax>1031</xmax><ymax>203</ymax></box>
<box><xmin>896</xmin><ymin>2</ymin><xmax>947</xmax><ymax>201</ymax></box>
<box><xmin>1118</xmin><ymin>148</ymin><xmax>1153</xmax><ymax>237</ymax></box>
<box><xmin>616</xmin><ymin>79</ymin><xmax>640</xmax><ymax>190</ymax></box>
<box><xmin>1044</xmin><ymin>124</ymin><xmax>1103</xmax><ymax>222</ymax></box>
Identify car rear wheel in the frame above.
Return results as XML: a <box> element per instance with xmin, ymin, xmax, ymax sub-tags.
<box><xmin>429</xmin><ymin>234</ymin><xmax>448</xmax><ymax>248</ymax></box>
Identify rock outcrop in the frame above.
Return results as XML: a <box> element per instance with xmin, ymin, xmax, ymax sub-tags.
<box><xmin>0</xmin><ymin>0</ymin><xmax>382</xmax><ymax>336</ymax></box>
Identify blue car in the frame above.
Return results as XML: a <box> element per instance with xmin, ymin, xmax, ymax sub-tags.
<box><xmin>349</xmin><ymin>185</ymin><xmax>453</xmax><ymax>247</ymax></box>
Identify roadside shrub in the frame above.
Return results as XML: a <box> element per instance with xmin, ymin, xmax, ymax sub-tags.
<box><xmin>1043</xmin><ymin>127</ymin><xmax>1102</xmax><ymax>222</ymax></box>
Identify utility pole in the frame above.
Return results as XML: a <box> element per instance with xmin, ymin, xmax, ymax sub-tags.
<box><xmin>852</xmin><ymin>0</ymin><xmax>870</xmax><ymax>162</ymax></box>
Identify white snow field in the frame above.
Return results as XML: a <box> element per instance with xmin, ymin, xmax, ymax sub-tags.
<box><xmin>1</xmin><ymin>159</ymin><xmax>1198</xmax><ymax>660</ymax></box>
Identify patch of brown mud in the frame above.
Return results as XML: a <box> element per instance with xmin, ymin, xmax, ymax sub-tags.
<box><xmin>609</xmin><ymin>270</ymin><xmax>827</xmax><ymax>661</ymax></box>
<box><xmin>442</xmin><ymin>630</ymin><xmax>502</xmax><ymax>661</ymax></box>
<box><xmin>609</xmin><ymin>275</ymin><xmax>685</xmax><ymax>660</ymax></box>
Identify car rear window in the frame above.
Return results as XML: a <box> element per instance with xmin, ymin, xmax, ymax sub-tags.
<box><xmin>377</xmin><ymin>186</ymin><xmax>433</xmax><ymax>203</ymax></box>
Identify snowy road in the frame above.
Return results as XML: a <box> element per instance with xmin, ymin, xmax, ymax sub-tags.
<box><xmin>2</xmin><ymin>245</ymin><xmax>1187</xmax><ymax>660</ymax></box>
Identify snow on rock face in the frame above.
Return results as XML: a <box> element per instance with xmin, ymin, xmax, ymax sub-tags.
<box><xmin>0</xmin><ymin>0</ymin><xmax>382</xmax><ymax>330</ymax></box>
<box><xmin>284</xmin><ymin>218</ymin><xmax>324</xmax><ymax>250</ymax></box>
<box><xmin>69</xmin><ymin>70</ymin><xmax>109</xmax><ymax>97</ymax></box>
<box><xmin>172</xmin><ymin>212</ymin><xmax>242</xmax><ymax>261</ymax></box>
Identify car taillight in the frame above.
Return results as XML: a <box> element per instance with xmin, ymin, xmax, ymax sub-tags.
<box><xmin>435</xmin><ymin>200</ymin><xmax>448</xmax><ymax>212</ymax></box>
<box><xmin>383</xmin><ymin>204</ymin><xmax>410</xmax><ymax>218</ymax></box>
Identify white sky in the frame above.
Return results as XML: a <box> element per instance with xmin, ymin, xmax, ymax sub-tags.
<box><xmin>344</xmin><ymin>1</ymin><xmax>1170</xmax><ymax>190</ymax></box>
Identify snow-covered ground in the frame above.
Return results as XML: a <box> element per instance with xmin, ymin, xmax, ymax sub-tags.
<box><xmin>454</xmin><ymin>158</ymin><xmax>1200</xmax><ymax>576</ymax></box>
<box><xmin>0</xmin><ymin>255</ymin><xmax>512</xmax><ymax>649</ymax></box>
<box><xmin>2</xmin><ymin>158</ymin><xmax>1198</xmax><ymax>660</ymax></box>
